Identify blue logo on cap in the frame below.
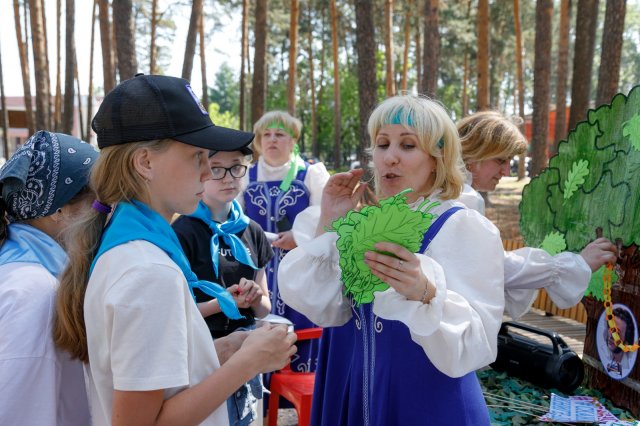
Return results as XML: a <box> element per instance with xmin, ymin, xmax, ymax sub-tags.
<box><xmin>185</xmin><ymin>84</ymin><xmax>208</xmax><ymax>115</ymax></box>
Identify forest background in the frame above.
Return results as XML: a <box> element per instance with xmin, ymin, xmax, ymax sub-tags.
<box><xmin>0</xmin><ymin>0</ymin><xmax>639</xmax><ymax>174</ymax></box>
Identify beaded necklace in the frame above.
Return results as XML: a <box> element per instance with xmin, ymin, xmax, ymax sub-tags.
<box><xmin>603</xmin><ymin>264</ymin><xmax>640</xmax><ymax>352</ymax></box>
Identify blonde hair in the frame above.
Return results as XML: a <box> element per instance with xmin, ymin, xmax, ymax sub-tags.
<box><xmin>53</xmin><ymin>139</ymin><xmax>172</xmax><ymax>362</ymax></box>
<box><xmin>252</xmin><ymin>111</ymin><xmax>302</xmax><ymax>158</ymax></box>
<box><xmin>367</xmin><ymin>94</ymin><xmax>464</xmax><ymax>200</ymax></box>
<box><xmin>457</xmin><ymin>111</ymin><xmax>528</xmax><ymax>164</ymax></box>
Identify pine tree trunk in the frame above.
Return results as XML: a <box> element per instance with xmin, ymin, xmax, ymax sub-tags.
<box><xmin>251</xmin><ymin>0</ymin><xmax>268</xmax><ymax>125</ymax></box>
<box><xmin>306</xmin><ymin>2</ymin><xmax>318</xmax><ymax>158</ymax></box>
<box><xmin>530</xmin><ymin>0</ymin><xmax>554</xmax><ymax>176</ymax></box>
<box><xmin>596</xmin><ymin>0</ymin><xmax>626</xmax><ymax>106</ymax></box>
<box><xmin>384</xmin><ymin>0</ymin><xmax>395</xmax><ymax>96</ymax></box>
<box><xmin>476</xmin><ymin>0</ymin><xmax>490</xmax><ymax>110</ymax></box>
<box><xmin>568</xmin><ymin>0</ymin><xmax>599</xmax><ymax>130</ymax></box>
<box><xmin>182</xmin><ymin>0</ymin><xmax>202</xmax><ymax>81</ymax></box>
<box><xmin>239</xmin><ymin>0</ymin><xmax>249</xmax><ymax>130</ymax></box>
<box><xmin>415</xmin><ymin>22</ymin><xmax>421</xmax><ymax>94</ymax></box>
<box><xmin>113</xmin><ymin>0</ymin><xmax>138</xmax><ymax>81</ymax></box>
<box><xmin>330</xmin><ymin>0</ymin><xmax>341</xmax><ymax>169</ymax></box>
<box><xmin>199</xmin><ymin>11</ymin><xmax>208</xmax><ymax>111</ymax></box>
<box><xmin>29</xmin><ymin>0</ymin><xmax>51</xmax><ymax>130</ymax></box>
<box><xmin>39</xmin><ymin>0</ymin><xmax>52</xmax><ymax>125</ymax></box>
<box><xmin>75</xmin><ymin>56</ymin><xmax>84</xmax><ymax>140</ymax></box>
<box><xmin>149</xmin><ymin>0</ymin><xmax>158</xmax><ymax>74</ymax></box>
<box><xmin>553</xmin><ymin>0</ymin><xmax>571</xmax><ymax>153</ymax></box>
<box><xmin>86</xmin><ymin>0</ymin><xmax>97</xmax><ymax>140</ymax></box>
<box><xmin>13</xmin><ymin>0</ymin><xmax>35</xmax><ymax>135</ymax></box>
<box><xmin>400</xmin><ymin>0</ymin><xmax>411</xmax><ymax>92</ymax></box>
<box><xmin>422</xmin><ymin>0</ymin><xmax>439</xmax><ymax>98</ymax></box>
<box><xmin>514</xmin><ymin>0</ymin><xmax>527</xmax><ymax>179</ymax></box>
<box><xmin>355</xmin><ymin>0</ymin><xmax>376</xmax><ymax>180</ymax></box>
<box><xmin>62</xmin><ymin>0</ymin><xmax>76</xmax><ymax>135</ymax></box>
<box><xmin>55</xmin><ymin>0</ymin><xmax>62</xmax><ymax>131</ymax></box>
<box><xmin>0</xmin><ymin>46</ymin><xmax>10</xmax><ymax>158</ymax></box>
<box><xmin>99</xmin><ymin>0</ymin><xmax>115</xmax><ymax>94</ymax></box>
<box><xmin>287</xmin><ymin>0</ymin><xmax>299</xmax><ymax>115</ymax></box>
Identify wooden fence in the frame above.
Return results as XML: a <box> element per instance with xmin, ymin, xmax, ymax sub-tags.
<box><xmin>502</xmin><ymin>238</ymin><xmax>588</xmax><ymax>324</ymax></box>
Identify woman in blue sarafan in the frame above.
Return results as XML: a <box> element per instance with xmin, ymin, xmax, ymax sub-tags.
<box><xmin>278</xmin><ymin>95</ymin><xmax>505</xmax><ymax>425</ymax></box>
<box><xmin>241</xmin><ymin>111</ymin><xmax>330</xmax><ymax>373</ymax></box>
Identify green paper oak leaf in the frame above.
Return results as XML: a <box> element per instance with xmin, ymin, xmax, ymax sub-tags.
<box><xmin>622</xmin><ymin>113</ymin><xmax>640</xmax><ymax>151</ymax></box>
<box><xmin>331</xmin><ymin>189</ymin><xmax>439</xmax><ymax>305</ymax></box>
<box><xmin>563</xmin><ymin>159</ymin><xmax>589</xmax><ymax>203</ymax></box>
<box><xmin>539</xmin><ymin>231</ymin><xmax>567</xmax><ymax>256</ymax></box>
<box><xmin>584</xmin><ymin>265</ymin><xmax>618</xmax><ymax>301</ymax></box>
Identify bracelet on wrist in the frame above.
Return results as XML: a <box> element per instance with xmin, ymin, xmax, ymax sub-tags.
<box><xmin>420</xmin><ymin>282</ymin><xmax>434</xmax><ymax>305</ymax></box>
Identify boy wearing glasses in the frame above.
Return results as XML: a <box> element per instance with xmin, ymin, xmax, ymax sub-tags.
<box><xmin>172</xmin><ymin>147</ymin><xmax>273</xmax><ymax>426</ymax></box>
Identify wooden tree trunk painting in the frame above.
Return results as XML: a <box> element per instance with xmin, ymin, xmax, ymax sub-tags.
<box><xmin>514</xmin><ymin>0</ymin><xmax>527</xmax><ymax>179</ymax></box>
<box><xmin>288</xmin><ymin>0</ymin><xmax>299</xmax><ymax>115</ymax></box>
<box><xmin>86</xmin><ymin>0</ymin><xmax>97</xmax><ymax>140</ymax></box>
<box><xmin>99</xmin><ymin>0</ymin><xmax>115</xmax><ymax>94</ymax></box>
<box><xmin>355</xmin><ymin>0</ymin><xmax>376</xmax><ymax>180</ymax></box>
<box><xmin>422</xmin><ymin>0</ymin><xmax>439</xmax><ymax>98</ymax></box>
<box><xmin>13</xmin><ymin>0</ymin><xmax>35</xmax><ymax>135</ymax></box>
<box><xmin>113</xmin><ymin>0</ymin><xmax>138</xmax><ymax>81</ymax></box>
<box><xmin>149</xmin><ymin>0</ymin><xmax>158</xmax><ymax>74</ymax></box>
<box><xmin>596</xmin><ymin>0</ymin><xmax>626</xmax><ymax>106</ymax></box>
<box><xmin>330</xmin><ymin>0</ymin><xmax>341</xmax><ymax>169</ymax></box>
<box><xmin>553</xmin><ymin>0</ymin><xmax>571</xmax><ymax>153</ymax></box>
<box><xmin>568</xmin><ymin>0</ymin><xmax>599</xmax><ymax>131</ymax></box>
<box><xmin>251</xmin><ymin>0</ymin><xmax>268</xmax><ymax>125</ymax></box>
<box><xmin>384</xmin><ymin>0</ymin><xmax>395</xmax><ymax>97</ymax></box>
<box><xmin>62</xmin><ymin>0</ymin><xmax>76</xmax><ymax>135</ymax></box>
<box><xmin>199</xmin><ymin>12</ymin><xmax>208</xmax><ymax>111</ymax></box>
<box><xmin>182</xmin><ymin>0</ymin><xmax>203</xmax><ymax>81</ymax></box>
<box><xmin>530</xmin><ymin>0</ymin><xmax>554</xmax><ymax>177</ymax></box>
<box><xmin>29</xmin><ymin>0</ymin><xmax>52</xmax><ymax>130</ymax></box>
<box><xmin>239</xmin><ymin>0</ymin><xmax>249</xmax><ymax>130</ymax></box>
<box><xmin>476</xmin><ymin>0</ymin><xmax>490</xmax><ymax>110</ymax></box>
<box><xmin>521</xmin><ymin>86</ymin><xmax>640</xmax><ymax>416</ymax></box>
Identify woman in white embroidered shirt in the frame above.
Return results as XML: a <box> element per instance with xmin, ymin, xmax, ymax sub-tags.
<box><xmin>278</xmin><ymin>94</ymin><xmax>505</xmax><ymax>426</ymax></box>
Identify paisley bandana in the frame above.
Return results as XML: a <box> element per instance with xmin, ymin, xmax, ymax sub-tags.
<box><xmin>0</xmin><ymin>131</ymin><xmax>98</xmax><ymax>222</ymax></box>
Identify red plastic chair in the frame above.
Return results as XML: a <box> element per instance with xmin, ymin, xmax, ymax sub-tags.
<box><xmin>268</xmin><ymin>327</ymin><xmax>322</xmax><ymax>426</ymax></box>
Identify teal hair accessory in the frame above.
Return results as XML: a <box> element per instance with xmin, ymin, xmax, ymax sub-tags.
<box><xmin>389</xmin><ymin>108</ymin><xmax>415</xmax><ymax>127</ymax></box>
<box><xmin>437</xmin><ymin>137</ymin><xmax>445</xmax><ymax>149</ymax></box>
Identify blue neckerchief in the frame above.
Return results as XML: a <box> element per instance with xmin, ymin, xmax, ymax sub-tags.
<box><xmin>0</xmin><ymin>223</ymin><xmax>67</xmax><ymax>277</ymax></box>
<box><xmin>91</xmin><ymin>200</ymin><xmax>243</xmax><ymax>320</ymax></box>
<box><xmin>189</xmin><ymin>200</ymin><xmax>257</xmax><ymax>276</ymax></box>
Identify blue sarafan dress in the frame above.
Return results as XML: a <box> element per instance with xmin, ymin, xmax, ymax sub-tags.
<box><xmin>278</xmin><ymin>199</ymin><xmax>506</xmax><ymax>426</ymax></box>
<box><xmin>243</xmin><ymin>162</ymin><xmax>319</xmax><ymax>372</ymax></box>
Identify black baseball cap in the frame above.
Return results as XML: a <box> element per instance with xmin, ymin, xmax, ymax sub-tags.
<box><xmin>92</xmin><ymin>74</ymin><xmax>254</xmax><ymax>151</ymax></box>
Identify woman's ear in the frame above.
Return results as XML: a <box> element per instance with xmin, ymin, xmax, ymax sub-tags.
<box><xmin>132</xmin><ymin>148</ymin><xmax>153</xmax><ymax>181</ymax></box>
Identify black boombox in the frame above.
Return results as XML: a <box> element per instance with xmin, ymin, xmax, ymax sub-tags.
<box><xmin>490</xmin><ymin>321</ymin><xmax>584</xmax><ymax>393</ymax></box>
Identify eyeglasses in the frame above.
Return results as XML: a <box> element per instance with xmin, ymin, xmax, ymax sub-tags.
<box><xmin>210</xmin><ymin>164</ymin><xmax>248</xmax><ymax>180</ymax></box>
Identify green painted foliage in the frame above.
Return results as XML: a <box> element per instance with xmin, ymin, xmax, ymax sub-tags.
<box><xmin>622</xmin><ymin>113</ymin><xmax>640</xmax><ymax>151</ymax></box>
<box><xmin>540</xmin><ymin>231</ymin><xmax>567</xmax><ymax>256</ymax></box>
<box><xmin>331</xmin><ymin>190</ymin><xmax>438</xmax><ymax>305</ymax></box>
<box><xmin>584</xmin><ymin>266</ymin><xmax>619</xmax><ymax>301</ymax></box>
<box><xmin>520</xmin><ymin>86</ymin><xmax>640</xmax><ymax>251</ymax></box>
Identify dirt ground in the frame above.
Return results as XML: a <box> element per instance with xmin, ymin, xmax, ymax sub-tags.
<box><xmin>484</xmin><ymin>176</ymin><xmax>530</xmax><ymax>241</ymax></box>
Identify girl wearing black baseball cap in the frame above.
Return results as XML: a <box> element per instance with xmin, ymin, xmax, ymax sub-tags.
<box><xmin>54</xmin><ymin>74</ymin><xmax>296</xmax><ymax>425</ymax></box>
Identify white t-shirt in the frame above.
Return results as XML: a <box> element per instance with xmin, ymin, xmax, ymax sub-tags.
<box><xmin>84</xmin><ymin>241</ymin><xmax>228</xmax><ymax>426</ymax></box>
<box><xmin>0</xmin><ymin>262</ymin><xmax>91</xmax><ymax>425</ymax></box>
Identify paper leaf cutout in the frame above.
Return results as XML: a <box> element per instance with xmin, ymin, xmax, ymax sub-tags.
<box><xmin>584</xmin><ymin>265</ymin><xmax>618</xmax><ymax>301</ymax></box>
<box><xmin>622</xmin><ymin>113</ymin><xmax>640</xmax><ymax>151</ymax></box>
<box><xmin>331</xmin><ymin>189</ymin><xmax>438</xmax><ymax>305</ymax></box>
<box><xmin>563</xmin><ymin>159</ymin><xmax>590</xmax><ymax>202</ymax></box>
<box><xmin>540</xmin><ymin>231</ymin><xmax>567</xmax><ymax>256</ymax></box>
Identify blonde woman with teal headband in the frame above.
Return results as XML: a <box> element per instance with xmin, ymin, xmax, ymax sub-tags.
<box><xmin>241</xmin><ymin>111</ymin><xmax>329</xmax><ymax>384</ymax></box>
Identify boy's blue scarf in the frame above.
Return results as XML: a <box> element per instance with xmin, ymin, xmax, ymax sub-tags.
<box><xmin>0</xmin><ymin>223</ymin><xmax>67</xmax><ymax>277</ymax></box>
<box><xmin>189</xmin><ymin>200</ymin><xmax>257</xmax><ymax>276</ymax></box>
<box><xmin>91</xmin><ymin>200</ymin><xmax>243</xmax><ymax>320</ymax></box>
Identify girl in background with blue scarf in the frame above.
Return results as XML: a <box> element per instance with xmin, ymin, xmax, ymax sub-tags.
<box><xmin>173</xmin><ymin>147</ymin><xmax>272</xmax><ymax>425</ymax></box>
<box><xmin>0</xmin><ymin>131</ymin><xmax>95</xmax><ymax>425</ymax></box>
<box><xmin>52</xmin><ymin>74</ymin><xmax>296</xmax><ymax>426</ymax></box>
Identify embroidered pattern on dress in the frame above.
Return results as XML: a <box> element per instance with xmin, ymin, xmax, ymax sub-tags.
<box><xmin>244</xmin><ymin>184</ymin><xmax>269</xmax><ymax>216</ymax></box>
<box><xmin>277</xmin><ymin>185</ymin><xmax>306</xmax><ymax>217</ymax></box>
